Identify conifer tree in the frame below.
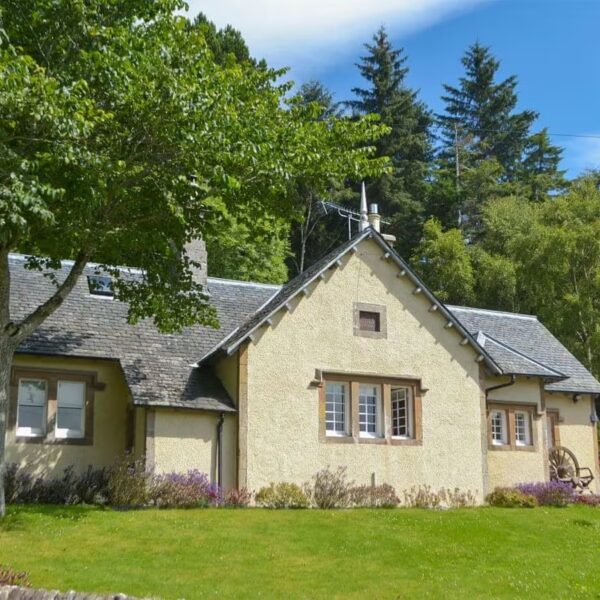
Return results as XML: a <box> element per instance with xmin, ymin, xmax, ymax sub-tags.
<box><xmin>439</xmin><ymin>42</ymin><xmax>537</xmax><ymax>178</ymax></box>
<box><xmin>520</xmin><ymin>128</ymin><xmax>566</xmax><ymax>201</ymax></box>
<box><xmin>347</xmin><ymin>27</ymin><xmax>432</xmax><ymax>256</ymax></box>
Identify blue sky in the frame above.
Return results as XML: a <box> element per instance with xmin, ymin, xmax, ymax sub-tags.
<box><xmin>188</xmin><ymin>0</ymin><xmax>600</xmax><ymax>177</ymax></box>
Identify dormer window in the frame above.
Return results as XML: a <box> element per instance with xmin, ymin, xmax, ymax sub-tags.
<box><xmin>87</xmin><ymin>275</ymin><xmax>113</xmax><ymax>297</ymax></box>
<box><xmin>353</xmin><ymin>303</ymin><xmax>387</xmax><ymax>339</ymax></box>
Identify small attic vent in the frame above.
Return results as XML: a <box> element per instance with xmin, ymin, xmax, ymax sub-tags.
<box><xmin>87</xmin><ymin>275</ymin><xmax>113</xmax><ymax>297</ymax></box>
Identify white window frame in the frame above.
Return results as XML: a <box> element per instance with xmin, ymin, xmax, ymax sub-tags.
<box><xmin>16</xmin><ymin>378</ymin><xmax>47</xmax><ymax>438</ymax></box>
<box><xmin>514</xmin><ymin>410</ymin><xmax>532</xmax><ymax>446</ymax></box>
<box><xmin>491</xmin><ymin>409</ymin><xmax>508</xmax><ymax>446</ymax></box>
<box><xmin>55</xmin><ymin>380</ymin><xmax>86</xmax><ymax>439</ymax></box>
<box><xmin>391</xmin><ymin>386</ymin><xmax>413</xmax><ymax>439</ymax></box>
<box><xmin>325</xmin><ymin>381</ymin><xmax>349</xmax><ymax>437</ymax></box>
<box><xmin>359</xmin><ymin>383</ymin><xmax>383</xmax><ymax>438</ymax></box>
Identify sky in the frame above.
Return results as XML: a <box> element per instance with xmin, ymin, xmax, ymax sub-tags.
<box><xmin>186</xmin><ymin>0</ymin><xmax>600</xmax><ymax>177</ymax></box>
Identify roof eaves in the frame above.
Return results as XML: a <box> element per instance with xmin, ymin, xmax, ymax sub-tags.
<box><xmin>367</xmin><ymin>230</ymin><xmax>503</xmax><ymax>375</ymax></box>
<box><xmin>218</xmin><ymin>229</ymin><xmax>373</xmax><ymax>359</ymax></box>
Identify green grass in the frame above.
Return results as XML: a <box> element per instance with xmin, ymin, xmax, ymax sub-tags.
<box><xmin>1</xmin><ymin>506</ymin><xmax>600</xmax><ymax>599</ymax></box>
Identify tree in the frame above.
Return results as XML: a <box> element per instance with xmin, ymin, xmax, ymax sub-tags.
<box><xmin>439</xmin><ymin>42</ymin><xmax>537</xmax><ymax>178</ymax></box>
<box><xmin>0</xmin><ymin>0</ymin><xmax>388</xmax><ymax>515</ymax></box>
<box><xmin>520</xmin><ymin>128</ymin><xmax>566</xmax><ymax>201</ymax></box>
<box><xmin>410</xmin><ymin>219</ymin><xmax>475</xmax><ymax>305</ymax></box>
<box><xmin>347</xmin><ymin>27</ymin><xmax>432</xmax><ymax>256</ymax></box>
<box><xmin>482</xmin><ymin>179</ymin><xmax>600</xmax><ymax>377</ymax></box>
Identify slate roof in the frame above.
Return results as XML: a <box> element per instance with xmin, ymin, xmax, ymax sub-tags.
<box><xmin>449</xmin><ymin>306</ymin><xmax>600</xmax><ymax>394</ymax></box>
<box><xmin>10</xmin><ymin>254</ymin><xmax>278</xmax><ymax>411</ymax></box>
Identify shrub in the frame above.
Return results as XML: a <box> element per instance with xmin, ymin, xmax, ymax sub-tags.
<box><xmin>515</xmin><ymin>482</ymin><xmax>576</xmax><ymax>507</ymax></box>
<box><xmin>306</xmin><ymin>467</ymin><xmax>352</xmax><ymax>509</ymax></box>
<box><xmin>443</xmin><ymin>487</ymin><xmax>478</xmax><ymax>508</ymax></box>
<box><xmin>348</xmin><ymin>483</ymin><xmax>399</xmax><ymax>508</ymax></box>
<box><xmin>106</xmin><ymin>454</ymin><xmax>150</xmax><ymax>508</ymax></box>
<box><xmin>402</xmin><ymin>486</ymin><xmax>478</xmax><ymax>509</ymax></box>
<box><xmin>0</xmin><ymin>566</ymin><xmax>30</xmax><ymax>587</ymax></box>
<box><xmin>486</xmin><ymin>487</ymin><xmax>537</xmax><ymax>508</ymax></box>
<box><xmin>222</xmin><ymin>488</ymin><xmax>253</xmax><ymax>508</ymax></box>
<box><xmin>574</xmin><ymin>495</ymin><xmax>600</xmax><ymax>507</ymax></box>
<box><xmin>150</xmin><ymin>470</ymin><xmax>219</xmax><ymax>508</ymax></box>
<box><xmin>256</xmin><ymin>483</ymin><xmax>310</xmax><ymax>509</ymax></box>
<box><xmin>3</xmin><ymin>464</ymin><xmax>107</xmax><ymax>505</ymax></box>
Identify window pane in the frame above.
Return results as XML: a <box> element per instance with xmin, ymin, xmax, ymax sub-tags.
<box><xmin>56</xmin><ymin>380</ymin><xmax>85</xmax><ymax>437</ymax></box>
<box><xmin>515</xmin><ymin>411</ymin><xmax>531</xmax><ymax>446</ymax></box>
<box><xmin>57</xmin><ymin>381</ymin><xmax>85</xmax><ymax>408</ymax></box>
<box><xmin>17</xmin><ymin>379</ymin><xmax>47</xmax><ymax>435</ymax></box>
<box><xmin>359</xmin><ymin>384</ymin><xmax>381</xmax><ymax>436</ymax></box>
<box><xmin>359</xmin><ymin>311</ymin><xmax>380</xmax><ymax>332</ymax></box>
<box><xmin>325</xmin><ymin>382</ymin><xmax>347</xmax><ymax>435</ymax></box>
<box><xmin>491</xmin><ymin>410</ymin><xmax>507</xmax><ymax>445</ymax></box>
<box><xmin>17</xmin><ymin>405</ymin><xmax>45</xmax><ymax>430</ymax></box>
<box><xmin>57</xmin><ymin>407</ymin><xmax>84</xmax><ymax>431</ymax></box>
<box><xmin>392</xmin><ymin>387</ymin><xmax>412</xmax><ymax>438</ymax></box>
<box><xmin>18</xmin><ymin>380</ymin><xmax>46</xmax><ymax>406</ymax></box>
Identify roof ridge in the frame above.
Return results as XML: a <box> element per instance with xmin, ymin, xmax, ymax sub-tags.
<box><xmin>447</xmin><ymin>304</ymin><xmax>538</xmax><ymax>320</ymax></box>
<box><xmin>207</xmin><ymin>277</ymin><xmax>281</xmax><ymax>290</ymax></box>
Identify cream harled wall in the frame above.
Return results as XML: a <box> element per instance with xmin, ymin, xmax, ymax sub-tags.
<box><xmin>150</xmin><ymin>410</ymin><xmax>236</xmax><ymax>489</ymax></box>
<box><xmin>243</xmin><ymin>238</ymin><xmax>488</xmax><ymax>501</ymax></box>
<box><xmin>486</xmin><ymin>377</ymin><xmax>546</xmax><ymax>488</ymax></box>
<box><xmin>546</xmin><ymin>392</ymin><xmax>599</xmax><ymax>492</ymax></box>
<box><xmin>7</xmin><ymin>355</ymin><xmax>130</xmax><ymax>475</ymax></box>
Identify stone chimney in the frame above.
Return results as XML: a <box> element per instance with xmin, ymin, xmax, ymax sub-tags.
<box><xmin>184</xmin><ymin>237</ymin><xmax>208</xmax><ymax>287</ymax></box>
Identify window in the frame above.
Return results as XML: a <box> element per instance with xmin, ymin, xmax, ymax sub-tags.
<box><xmin>488</xmin><ymin>405</ymin><xmax>536</xmax><ymax>450</ymax></box>
<box><xmin>87</xmin><ymin>275</ymin><xmax>113</xmax><ymax>297</ymax></box>
<box><xmin>55</xmin><ymin>380</ymin><xmax>86</xmax><ymax>439</ymax></box>
<box><xmin>359</xmin><ymin>311</ymin><xmax>380</xmax><ymax>332</ymax></box>
<box><xmin>514</xmin><ymin>410</ymin><xmax>532</xmax><ymax>446</ymax></box>
<box><xmin>353</xmin><ymin>303</ymin><xmax>387</xmax><ymax>339</ymax></box>
<box><xmin>391</xmin><ymin>386</ymin><xmax>413</xmax><ymax>438</ymax></box>
<box><xmin>319</xmin><ymin>373</ymin><xmax>422</xmax><ymax>445</ymax></box>
<box><xmin>16</xmin><ymin>379</ymin><xmax>47</xmax><ymax>437</ymax></box>
<box><xmin>546</xmin><ymin>411</ymin><xmax>560</xmax><ymax>449</ymax></box>
<box><xmin>325</xmin><ymin>382</ymin><xmax>349</xmax><ymax>436</ymax></box>
<box><xmin>10</xmin><ymin>367</ymin><xmax>99</xmax><ymax>445</ymax></box>
<box><xmin>491</xmin><ymin>409</ymin><xmax>508</xmax><ymax>446</ymax></box>
<box><xmin>359</xmin><ymin>384</ymin><xmax>382</xmax><ymax>438</ymax></box>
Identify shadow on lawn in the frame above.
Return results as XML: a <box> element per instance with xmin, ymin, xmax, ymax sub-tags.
<box><xmin>1</xmin><ymin>504</ymin><xmax>100</xmax><ymax>530</ymax></box>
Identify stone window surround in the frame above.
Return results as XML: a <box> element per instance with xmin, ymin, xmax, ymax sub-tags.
<box><xmin>353</xmin><ymin>302</ymin><xmax>387</xmax><ymax>339</ymax></box>
<box><xmin>487</xmin><ymin>403</ymin><xmax>538</xmax><ymax>452</ymax></box>
<box><xmin>9</xmin><ymin>366</ymin><xmax>104</xmax><ymax>446</ymax></box>
<box><xmin>318</xmin><ymin>372</ymin><xmax>423</xmax><ymax>446</ymax></box>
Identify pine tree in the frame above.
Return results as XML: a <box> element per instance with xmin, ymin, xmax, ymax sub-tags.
<box><xmin>520</xmin><ymin>128</ymin><xmax>566</xmax><ymax>201</ymax></box>
<box><xmin>439</xmin><ymin>42</ymin><xmax>537</xmax><ymax>178</ymax></box>
<box><xmin>347</xmin><ymin>27</ymin><xmax>432</xmax><ymax>255</ymax></box>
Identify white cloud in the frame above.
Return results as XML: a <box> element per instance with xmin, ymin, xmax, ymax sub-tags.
<box><xmin>185</xmin><ymin>0</ymin><xmax>487</xmax><ymax>74</ymax></box>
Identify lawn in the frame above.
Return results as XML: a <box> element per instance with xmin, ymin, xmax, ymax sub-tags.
<box><xmin>1</xmin><ymin>506</ymin><xmax>600</xmax><ymax>599</ymax></box>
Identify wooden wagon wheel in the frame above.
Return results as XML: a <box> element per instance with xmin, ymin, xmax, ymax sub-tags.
<box><xmin>548</xmin><ymin>446</ymin><xmax>579</xmax><ymax>482</ymax></box>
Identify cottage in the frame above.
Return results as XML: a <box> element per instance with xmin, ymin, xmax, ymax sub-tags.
<box><xmin>6</xmin><ymin>200</ymin><xmax>600</xmax><ymax>502</ymax></box>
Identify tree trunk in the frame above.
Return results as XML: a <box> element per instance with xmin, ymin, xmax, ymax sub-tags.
<box><xmin>0</xmin><ymin>337</ymin><xmax>15</xmax><ymax>518</ymax></box>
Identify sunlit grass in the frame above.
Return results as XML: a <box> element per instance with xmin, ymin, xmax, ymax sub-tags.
<box><xmin>1</xmin><ymin>505</ymin><xmax>599</xmax><ymax>599</ymax></box>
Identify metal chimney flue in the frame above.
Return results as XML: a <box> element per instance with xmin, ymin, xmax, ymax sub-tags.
<box><xmin>368</xmin><ymin>203</ymin><xmax>381</xmax><ymax>232</ymax></box>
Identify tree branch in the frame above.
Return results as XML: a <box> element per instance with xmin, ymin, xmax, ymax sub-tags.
<box><xmin>8</xmin><ymin>250</ymin><xmax>92</xmax><ymax>345</ymax></box>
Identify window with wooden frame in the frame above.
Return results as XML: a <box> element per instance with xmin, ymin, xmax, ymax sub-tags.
<box><xmin>10</xmin><ymin>366</ymin><xmax>103</xmax><ymax>446</ymax></box>
<box><xmin>318</xmin><ymin>373</ymin><xmax>422</xmax><ymax>445</ymax></box>
<box><xmin>325</xmin><ymin>381</ymin><xmax>349</xmax><ymax>437</ymax></box>
<box><xmin>545</xmin><ymin>410</ymin><xmax>560</xmax><ymax>449</ymax></box>
<box><xmin>353</xmin><ymin>303</ymin><xmax>387</xmax><ymax>339</ymax></box>
<box><xmin>487</xmin><ymin>404</ymin><xmax>536</xmax><ymax>451</ymax></box>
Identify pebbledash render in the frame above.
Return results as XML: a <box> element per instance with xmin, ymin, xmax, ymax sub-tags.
<box><xmin>5</xmin><ymin>205</ymin><xmax>600</xmax><ymax>502</ymax></box>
